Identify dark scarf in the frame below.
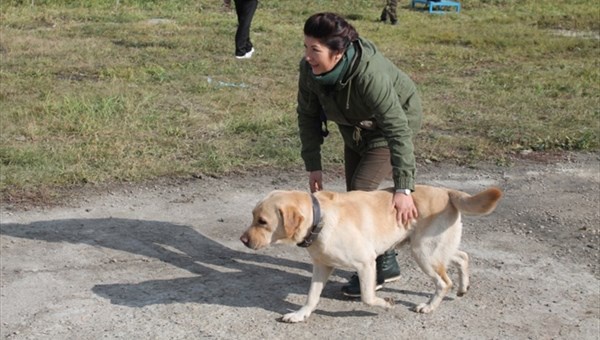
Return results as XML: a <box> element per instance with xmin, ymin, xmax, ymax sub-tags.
<box><xmin>312</xmin><ymin>43</ymin><xmax>356</xmax><ymax>86</ymax></box>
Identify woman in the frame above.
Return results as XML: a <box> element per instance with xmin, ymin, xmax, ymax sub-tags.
<box><xmin>297</xmin><ymin>12</ymin><xmax>423</xmax><ymax>297</ymax></box>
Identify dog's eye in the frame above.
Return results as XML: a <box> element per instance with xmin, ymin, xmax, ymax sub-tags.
<box><xmin>257</xmin><ymin>218</ymin><xmax>268</xmax><ymax>225</ymax></box>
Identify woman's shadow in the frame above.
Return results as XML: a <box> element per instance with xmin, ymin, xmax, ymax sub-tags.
<box><xmin>1</xmin><ymin>218</ymin><xmax>372</xmax><ymax>318</ymax></box>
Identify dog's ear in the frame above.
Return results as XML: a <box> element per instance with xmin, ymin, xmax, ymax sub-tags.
<box><xmin>280</xmin><ymin>205</ymin><xmax>305</xmax><ymax>239</ymax></box>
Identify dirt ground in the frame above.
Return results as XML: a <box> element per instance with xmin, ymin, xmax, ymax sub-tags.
<box><xmin>1</xmin><ymin>152</ymin><xmax>599</xmax><ymax>339</ymax></box>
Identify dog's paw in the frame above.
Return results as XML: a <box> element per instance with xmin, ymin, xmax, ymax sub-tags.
<box><xmin>457</xmin><ymin>285</ymin><xmax>470</xmax><ymax>297</ymax></box>
<box><xmin>281</xmin><ymin>312</ymin><xmax>307</xmax><ymax>323</ymax></box>
<box><xmin>414</xmin><ymin>303</ymin><xmax>435</xmax><ymax>314</ymax></box>
<box><xmin>384</xmin><ymin>297</ymin><xmax>395</xmax><ymax>309</ymax></box>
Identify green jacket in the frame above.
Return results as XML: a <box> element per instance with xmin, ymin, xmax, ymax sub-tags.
<box><xmin>297</xmin><ymin>37</ymin><xmax>422</xmax><ymax>190</ymax></box>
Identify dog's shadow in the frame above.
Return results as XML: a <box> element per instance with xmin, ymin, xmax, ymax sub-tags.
<box><xmin>382</xmin><ymin>287</ymin><xmax>455</xmax><ymax>309</ymax></box>
<box><xmin>0</xmin><ymin>218</ymin><xmax>369</xmax><ymax>317</ymax></box>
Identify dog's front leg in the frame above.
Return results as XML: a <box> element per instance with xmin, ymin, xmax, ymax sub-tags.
<box><xmin>281</xmin><ymin>264</ymin><xmax>333</xmax><ymax>323</ymax></box>
<box><xmin>358</xmin><ymin>263</ymin><xmax>394</xmax><ymax>309</ymax></box>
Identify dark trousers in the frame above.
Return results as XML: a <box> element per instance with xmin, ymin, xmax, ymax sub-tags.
<box><xmin>344</xmin><ymin>146</ymin><xmax>392</xmax><ymax>192</ymax></box>
<box><xmin>234</xmin><ymin>0</ymin><xmax>258</xmax><ymax>56</ymax></box>
<box><xmin>381</xmin><ymin>0</ymin><xmax>398</xmax><ymax>23</ymax></box>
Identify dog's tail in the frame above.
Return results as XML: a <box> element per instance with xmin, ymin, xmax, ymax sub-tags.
<box><xmin>449</xmin><ymin>187</ymin><xmax>503</xmax><ymax>216</ymax></box>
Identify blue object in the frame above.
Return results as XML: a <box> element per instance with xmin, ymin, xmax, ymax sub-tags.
<box><xmin>411</xmin><ymin>0</ymin><xmax>460</xmax><ymax>14</ymax></box>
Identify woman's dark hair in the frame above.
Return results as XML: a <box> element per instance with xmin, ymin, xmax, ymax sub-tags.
<box><xmin>303</xmin><ymin>12</ymin><xmax>359</xmax><ymax>53</ymax></box>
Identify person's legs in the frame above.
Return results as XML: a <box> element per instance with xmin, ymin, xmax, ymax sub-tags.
<box><xmin>342</xmin><ymin>146</ymin><xmax>401</xmax><ymax>297</ymax></box>
<box><xmin>345</xmin><ymin>146</ymin><xmax>391</xmax><ymax>192</ymax></box>
<box><xmin>234</xmin><ymin>0</ymin><xmax>258</xmax><ymax>57</ymax></box>
<box><xmin>389</xmin><ymin>0</ymin><xmax>398</xmax><ymax>25</ymax></box>
<box><xmin>381</xmin><ymin>0</ymin><xmax>398</xmax><ymax>24</ymax></box>
<box><xmin>380</xmin><ymin>3</ymin><xmax>388</xmax><ymax>22</ymax></box>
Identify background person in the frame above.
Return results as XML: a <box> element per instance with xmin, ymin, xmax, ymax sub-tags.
<box><xmin>234</xmin><ymin>0</ymin><xmax>258</xmax><ymax>59</ymax></box>
<box><xmin>296</xmin><ymin>12</ymin><xmax>423</xmax><ymax>297</ymax></box>
<box><xmin>380</xmin><ymin>0</ymin><xmax>398</xmax><ymax>25</ymax></box>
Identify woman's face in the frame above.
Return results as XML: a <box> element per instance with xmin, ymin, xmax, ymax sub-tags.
<box><xmin>303</xmin><ymin>35</ymin><xmax>343</xmax><ymax>75</ymax></box>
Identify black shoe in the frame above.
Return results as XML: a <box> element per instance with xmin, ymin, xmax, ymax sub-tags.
<box><xmin>376</xmin><ymin>249</ymin><xmax>401</xmax><ymax>284</ymax></box>
<box><xmin>341</xmin><ymin>250</ymin><xmax>401</xmax><ymax>297</ymax></box>
<box><xmin>341</xmin><ymin>273</ymin><xmax>382</xmax><ymax>297</ymax></box>
<box><xmin>390</xmin><ymin>19</ymin><xmax>398</xmax><ymax>25</ymax></box>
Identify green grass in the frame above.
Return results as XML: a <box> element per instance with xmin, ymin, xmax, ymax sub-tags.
<box><xmin>1</xmin><ymin>0</ymin><xmax>599</xmax><ymax>202</ymax></box>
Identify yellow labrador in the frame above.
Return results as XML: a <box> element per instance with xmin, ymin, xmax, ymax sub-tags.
<box><xmin>240</xmin><ymin>185</ymin><xmax>502</xmax><ymax>323</ymax></box>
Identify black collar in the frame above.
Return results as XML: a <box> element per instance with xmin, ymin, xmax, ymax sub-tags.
<box><xmin>296</xmin><ymin>194</ymin><xmax>322</xmax><ymax>248</ymax></box>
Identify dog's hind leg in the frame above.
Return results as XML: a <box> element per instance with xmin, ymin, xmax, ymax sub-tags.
<box><xmin>451</xmin><ymin>250</ymin><xmax>469</xmax><ymax>296</ymax></box>
<box><xmin>281</xmin><ymin>264</ymin><xmax>333</xmax><ymax>323</ymax></box>
<box><xmin>413</xmin><ymin>260</ymin><xmax>453</xmax><ymax>314</ymax></box>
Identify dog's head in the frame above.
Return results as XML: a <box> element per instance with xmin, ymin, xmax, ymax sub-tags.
<box><xmin>240</xmin><ymin>190</ymin><xmax>312</xmax><ymax>250</ymax></box>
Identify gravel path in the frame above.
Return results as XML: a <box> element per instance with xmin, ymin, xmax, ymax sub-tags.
<box><xmin>1</xmin><ymin>153</ymin><xmax>598</xmax><ymax>339</ymax></box>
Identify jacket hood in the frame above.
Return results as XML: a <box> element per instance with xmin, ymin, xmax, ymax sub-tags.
<box><xmin>340</xmin><ymin>37</ymin><xmax>378</xmax><ymax>86</ymax></box>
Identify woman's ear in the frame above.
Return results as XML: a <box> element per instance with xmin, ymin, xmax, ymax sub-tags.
<box><xmin>332</xmin><ymin>50</ymin><xmax>344</xmax><ymax>63</ymax></box>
